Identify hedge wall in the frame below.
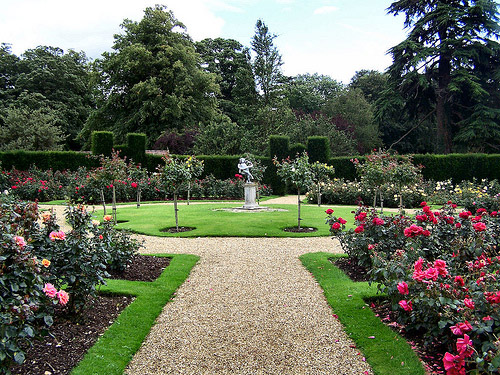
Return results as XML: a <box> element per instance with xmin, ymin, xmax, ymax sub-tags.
<box><xmin>307</xmin><ymin>136</ymin><xmax>330</xmax><ymax>163</ymax></box>
<box><xmin>91</xmin><ymin>131</ymin><xmax>113</xmax><ymax>157</ymax></box>
<box><xmin>0</xmin><ymin>151</ymin><xmax>99</xmax><ymax>171</ymax></box>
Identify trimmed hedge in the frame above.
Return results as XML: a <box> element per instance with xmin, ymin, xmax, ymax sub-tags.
<box><xmin>290</xmin><ymin>143</ymin><xmax>307</xmax><ymax>157</ymax></box>
<box><xmin>126</xmin><ymin>133</ymin><xmax>147</xmax><ymax>164</ymax></box>
<box><xmin>0</xmin><ymin>151</ymin><xmax>99</xmax><ymax>171</ymax></box>
<box><xmin>307</xmin><ymin>136</ymin><xmax>330</xmax><ymax>163</ymax></box>
<box><xmin>91</xmin><ymin>131</ymin><xmax>114</xmax><ymax>157</ymax></box>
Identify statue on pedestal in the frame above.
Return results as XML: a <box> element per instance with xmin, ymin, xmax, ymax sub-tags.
<box><xmin>238</xmin><ymin>158</ymin><xmax>254</xmax><ymax>183</ymax></box>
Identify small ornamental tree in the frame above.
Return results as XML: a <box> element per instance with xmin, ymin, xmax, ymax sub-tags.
<box><xmin>92</xmin><ymin>151</ymin><xmax>127</xmax><ymax>222</ymax></box>
<box><xmin>310</xmin><ymin>161</ymin><xmax>335</xmax><ymax>206</ymax></box>
<box><xmin>127</xmin><ymin>161</ymin><xmax>148</xmax><ymax>208</ymax></box>
<box><xmin>389</xmin><ymin>154</ymin><xmax>422</xmax><ymax>212</ymax></box>
<box><xmin>273</xmin><ymin>152</ymin><xmax>314</xmax><ymax>229</ymax></box>
<box><xmin>160</xmin><ymin>154</ymin><xmax>191</xmax><ymax>231</ymax></box>
<box><xmin>184</xmin><ymin>156</ymin><xmax>204</xmax><ymax>205</ymax></box>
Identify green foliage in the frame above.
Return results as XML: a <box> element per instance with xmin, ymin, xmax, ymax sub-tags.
<box><xmin>0</xmin><ymin>150</ymin><xmax>98</xmax><ymax>171</ymax></box>
<box><xmin>284</xmin><ymin>73</ymin><xmax>343</xmax><ymax>113</ymax></box>
<box><xmin>83</xmin><ymin>5</ymin><xmax>218</xmax><ymax>143</ymax></box>
<box><xmin>193</xmin><ymin>115</ymin><xmax>243</xmax><ymax>155</ymax></box>
<box><xmin>307</xmin><ymin>136</ymin><xmax>330</xmax><ymax>163</ymax></box>
<box><xmin>387</xmin><ymin>0</ymin><xmax>500</xmax><ymax>153</ymax></box>
<box><xmin>289</xmin><ymin>143</ymin><xmax>306</xmax><ymax>157</ymax></box>
<box><xmin>349</xmin><ymin>70</ymin><xmax>388</xmax><ymax>104</ymax></box>
<box><xmin>91</xmin><ymin>131</ymin><xmax>114</xmax><ymax>157</ymax></box>
<box><xmin>126</xmin><ymin>133</ymin><xmax>146</xmax><ymax>164</ymax></box>
<box><xmin>0</xmin><ymin>104</ymin><xmax>66</xmax><ymax>151</ymax></box>
<box><xmin>268</xmin><ymin>135</ymin><xmax>290</xmax><ymax>159</ymax></box>
<box><xmin>251</xmin><ymin>19</ymin><xmax>283</xmax><ymax>105</ymax></box>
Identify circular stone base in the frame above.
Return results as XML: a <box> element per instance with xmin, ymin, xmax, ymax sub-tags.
<box><xmin>213</xmin><ymin>207</ymin><xmax>289</xmax><ymax>213</ymax></box>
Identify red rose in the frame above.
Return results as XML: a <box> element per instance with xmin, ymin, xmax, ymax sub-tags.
<box><xmin>325</xmin><ymin>208</ymin><xmax>334</xmax><ymax>215</ymax></box>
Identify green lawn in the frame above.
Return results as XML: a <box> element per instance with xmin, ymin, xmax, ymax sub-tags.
<box><xmin>104</xmin><ymin>203</ymin><xmax>357</xmax><ymax>237</ymax></box>
<box><xmin>300</xmin><ymin>252</ymin><xmax>425</xmax><ymax>375</ymax></box>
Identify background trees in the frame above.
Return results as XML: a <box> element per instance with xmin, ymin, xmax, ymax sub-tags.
<box><xmin>386</xmin><ymin>0</ymin><xmax>500</xmax><ymax>153</ymax></box>
<box><xmin>82</xmin><ymin>5</ymin><xmax>219</xmax><ymax>145</ymax></box>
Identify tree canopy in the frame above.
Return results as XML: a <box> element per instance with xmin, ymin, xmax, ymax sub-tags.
<box><xmin>82</xmin><ymin>5</ymin><xmax>219</xmax><ymax>145</ymax></box>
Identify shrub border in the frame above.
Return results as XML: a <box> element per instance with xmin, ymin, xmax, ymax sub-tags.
<box><xmin>71</xmin><ymin>253</ymin><xmax>199</xmax><ymax>375</ymax></box>
<box><xmin>299</xmin><ymin>252</ymin><xmax>425</xmax><ymax>375</ymax></box>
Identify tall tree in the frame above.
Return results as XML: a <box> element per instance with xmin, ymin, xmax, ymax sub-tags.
<box><xmin>387</xmin><ymin>0</ymin><xmax>500</xmax><ymax>153</ymax></box>
<box><xmin>0</xmin><ymin>44</ymin><xmax>21</xmax><ymax>105</ymax></box>
<box><xmin>195</xmin><ymin>38</ymin><xmax>257</xmax><ymax>125</ymax></box>
<box><xmin>349</xmin><ymin>70</ymin><xmax>388</xmax><ymax>104</ymax></box>
<box><xmin>285</xmin><ymin>73</ymin><xmax>343</xmax><ymax>113</ymax></box>
<box><xmin>251</xmin><ymin>19</ymin><xmax>284</xmax><ymax>105</ymax></box>
<box><xmin>82</xmin><ymin>5</ymin><xmax>219</xmax><ymax>145</ymax></box>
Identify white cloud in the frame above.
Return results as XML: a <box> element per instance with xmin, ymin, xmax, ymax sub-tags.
<box><xmin>276</xmin><ymin>0</ymin><xmax>295</xmax><ymax>4</ymax></box>
<box><xmin>313</xmin><ymin>6</ymin><xmax>338</xmax><ymax>15</ymax></box>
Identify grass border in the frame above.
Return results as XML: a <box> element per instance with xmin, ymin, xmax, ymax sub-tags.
<box><xmin>71</xmin><ymin>253</ymin><xmax>199</xmax><ymax>375</ymax></box>
<box><xmin>300</xmin><ymin>252</ymin><xmax>425</xmax><ymax>375</ymax></box>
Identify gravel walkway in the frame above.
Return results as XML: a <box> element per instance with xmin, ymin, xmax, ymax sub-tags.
<box><xmin>40</xmin><ymin>199</ymin><xmax>373</xmax><ymax>374</ymax></box>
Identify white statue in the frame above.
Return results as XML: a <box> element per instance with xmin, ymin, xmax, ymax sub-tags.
<box><xmin>238</xmin><ymin>158</ymin><xmax>254</xmax><ymax>183</ymax></box>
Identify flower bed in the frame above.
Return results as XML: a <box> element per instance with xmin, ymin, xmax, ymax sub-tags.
<box><xmin>327</xmin><ymin>203</ymin><xmax>500</xmax><ymax>374</ymax></box>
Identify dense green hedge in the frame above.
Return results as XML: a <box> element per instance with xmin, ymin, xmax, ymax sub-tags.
<box><xmin>0</xmin><ymin>151</ymin><xmax>99</xmax><ymax>171</ymax></box>
<box><xmin>329</xmin><ymin>154</ymin><xmax>500</xmax><ymax>182</ymax></box>
<box><xmin>91</xmin><ymin>131</ymin><xmax>114</xmax><ymax>157</ymax></box>
<box><xmin>126</xmin><ymin>133</ymin><xmax>147</xmax><ymax>164</ymax></box>
<box><xmin>307</xmin><ymin>136</ymin><xmax>330</xmax><ymax>163</ymax></box>
<box><xmin>290</xmin><ymin>143</ymin><xmax>306</xmax><ymax>156</ymax></box>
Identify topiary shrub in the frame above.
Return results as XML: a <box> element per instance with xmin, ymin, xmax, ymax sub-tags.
<box><xmin>307</xmin><ymin>136</ymin><xmax>330</xmax><ymax>163</ymax></box>
<box><xmin>91</xmin><ymin>131</ymin><xmax>114</xmax><ymax>157</ymax></box>
<box><xmin>126</xmin><ymin>133</ymin><xmax>147</xmax><ymax>164</ymax></box>
<box><xmin>290</xmin><ymin>143</ymin><xmax>306</xmax><ymax>157</ymax></box>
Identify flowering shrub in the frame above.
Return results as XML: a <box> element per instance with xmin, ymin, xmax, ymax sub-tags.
<box><xmin>0</xmin><ymin>196</ymin><xmax>66</xmax><ymax>370</ymax></box>
<box><xmin>307</xmin><ymin>178</ymin><xmax>427</xmax><ymax>208</ymax></box>
<box><xmin>329</xmin><ymin>202</ymin><xmax>500</xmax><ymax>373</ymax></box>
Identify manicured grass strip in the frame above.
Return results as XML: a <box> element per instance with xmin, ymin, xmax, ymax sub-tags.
<box><xmin>71</xmin><ymin>254</ymin><xmax>199</xmax><ymax>375</ymax></box>
<box><xmin>107</xmin><ymin>203</ymin><xmax>356</xmax><ymax>237</ymax></box>
<box><xmin>300</xmin><ymin>252</ymin><xmax>425</xmax><ymax>375</ymax></box>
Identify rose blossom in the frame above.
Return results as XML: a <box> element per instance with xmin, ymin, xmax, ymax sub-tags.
<box><xmin>459</xmin><ymin>211</ymin><xmax>471</xmax><ymax>219</ymax></box>
<box><xmin>367</xmin><ymin>244</ymin><xmax>375</xmax><ymax>250</ymax></box>
<box><xmin>43</xmin><ymin>283</ymin><xmax>57</xmax><ymax>298</ymax></box>
<box><xmin>325</xmin><ymin>208</ymin><xmax>334</xmax><ymax>215</ymax></box>
<box><xmin>463</xmin><ymin>298</ymin><xmax>475</xmax><ymax>310</ymax></box>
<box><xmin>331</xmin><ymin>222</ymin><xmax>341</xmax><ymax>230</ymax></box>
<box><xmin>131</xmin><ymin>182</ymin><xmax>138</xmax><ymax>188</ymax></box>
<box><xmin>397</xmin><ymin>282</ymin><xmax>409</xmax><ymax>295</ymax></box>
<box><xmin>57</xmin><ymin>290</ymin><xmax>69</xmax><ymax>305</ymax></box>
<box><xmin>103</xmin><ymin>215</ymin><xmax>113</xmax><ymax>222</ymax></box>
<box><xmin>443</xmin><ymin>352</ymin><xmax>465</xmax><ymax>374</ymax></box>
<box><xmin>49</xmin><ymin>231</ymin><xmax>66</xmax><ymax>241</ymax></box>
<box><xmin>42</xmin><ymin>259</ymin><xmax>51</xmax><ymax>267</ymax></box>
<box><xmin>399</xmin><ymin>300</ymin><xmax>412</xmax><ymax>312</ymax></box>
<box><xmin>424</xmin><ymin>267</ymin><xmax>439</xmax><ymax>281</ymax></box>
<box><xmin>473</xmin><ymin>222</ymin><xmax>486</xmax><ymax>232</ymax></box>
<box><xmin>456</xmin><ymin>334</ymin><xmax>474</xmax><ymax>357</ymax></box>
<box><xmin>484</xmin><ymin>291</ymin><xmax>500</xmax><ymax>304</ymax></box>
<box><xmin>450</xmin><ymin>321</ymin><xmax>473</xmax><ymax>335</ymax></box>
<box><xmin>372</xmin><ymin>217</ymin><xmax>385</xmax><ymax>225</ymax></box>
<box><xmin>338</xmin><ymin>217</ymin><xmax>347</xmax><ymax>224</ymax></box>
<box><xmin>14</xmin><ymin>235</ymin><xmax>26</xmax><ymax>248</ymax></box>
<box><xmin>354</xmin><ymin>225</ymin><xmax>364</xmax><ymax>233</ymax></box>
<box><xmin>454</xmin><ymin>276</ymin><xmax>465</xmax><ymax>287</ymax></box>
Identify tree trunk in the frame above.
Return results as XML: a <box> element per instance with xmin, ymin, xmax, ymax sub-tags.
<box><xmin>399</xmin><ymin>190</ymin><xmax>403</xmax><ymax>214</ymax></box>
<box><xmin>297</xmin><ymin>188</ymin><xmax>301</xmax><ymax>230</ymax></box>
<box><xmin>100</xmin><ymin>189</ymin><xmax>106</xmax><ymax>215</ymax></box>
<box><xmin>436</xmin><ymin>28</ymin><xmax>453</xmax><ymax>154</ymax></box>
<box><xmin>373</xmin><ymin>189</ymin><xmax>377</xmax><ymax>209</ymax></box>
<box><xmin>317</xmin><ymin>184</ymin><xmax>321</xmax><ymax>207</ymax></box>
<box><xmin>380</xmin><ymin>190</ymin><xmax>384</xmax><ymax>214</ymax></box>
<box><xmin>174</xmin><ymin>192</ymin><xmax>179</xmax><ymax>231</ymax></box>
<box><xmin>187</xmin><ymin>182</ymin><xmax>191</xmax><ymax>205</ymax></box>
<box><xmin>112</xmin><ymin>185</ymin><xmax>117</xmax><ymax>225</ymax></box>
<box><xmin>136</xmin><ymin>187</ymin><xmax>141</xmax><ymax>208</ymax></box>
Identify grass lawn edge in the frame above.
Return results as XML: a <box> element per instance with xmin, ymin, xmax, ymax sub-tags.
<box><xmin>300</xmin><ymin>252</ymin><xmax>425</xmax><ymax>375</ymax></box>
<box><xmin>71</xmin><ymin>253</ymin><xmax>199</xmax><ymax>375</ymax></box>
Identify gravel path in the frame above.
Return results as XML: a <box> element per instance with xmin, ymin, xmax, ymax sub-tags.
<box><xmin>40</xmin><ymin>200</ymin><xmax>373</xmax><ymax>374</ymax></box>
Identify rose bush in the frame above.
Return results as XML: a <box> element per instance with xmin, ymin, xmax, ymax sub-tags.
<box><xmin>329</xmin><ymin>202</ymin><xmax>500</xmax><ymax>373</ymax></box>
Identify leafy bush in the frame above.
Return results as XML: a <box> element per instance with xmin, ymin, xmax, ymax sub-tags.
<box><xmin>329</xmin><ymin>203</ymin><xmax>500</xmax><ymax>373</ymax></box>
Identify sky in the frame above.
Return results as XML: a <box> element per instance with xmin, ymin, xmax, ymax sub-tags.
<box><xmin>0</xmin><ymin>0</ymin><xmax>409</xmax><ymax>83</ymax></box>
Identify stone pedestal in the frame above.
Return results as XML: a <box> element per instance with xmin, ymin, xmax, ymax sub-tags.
<box><xmin>242</xmin><ymin>183</ymin><xmax>259</xmax><ymax>209</ymax></box>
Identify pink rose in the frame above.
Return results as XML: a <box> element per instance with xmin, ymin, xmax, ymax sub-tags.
<box><xmin>367</xmin><ymin>244</ymin><xmax>375</xmax><ymax>250</ymax></box>
<box><xmin>43</xmin><ymin>283</ymin><xmax>58</xmax><ymax>298</ymax></box>
<box><xmin>131</xmin><ymin>182</ymin><xmax>138</xmax><ymax>188</ymax></box>
<box><xmin>397</xmin><ymin>282</ymin><xmax>409</xmax><ymax>295</ymax></box>
<box><xmin>372</xmin><ymin>217</ymin><xmax>385</xmax><ymax>225</ymax></box>
<box><xmin>454</xmin><ymin>275</ymin><xmax>465</xmax><ymax>287</ymax></box>
<box><xmin>325</xmin><ymin>208</ymin><xmax>334</xmax><ymax>215</ymax></box>
<box><xmin>443</xmin><ymin>352</ymin><xmax>465</xmax><ymax>373</ymax></box>
<box><xmin>49</xmin><ymin>231</ymin><xmax>66</xmax><ymax>241</ymax></box>
<box><xmin>338</xmin><ymin>217</ymin><xmax>347</xmax><ymax>224</ymax></box>
<box><xmin>399</xmin><ymin>300</ymin><xmax>412</xmax><ymax>312</ymax></box>
<box><xmin>14</xmin><ymin>235</ymin><xmax>26</xmax><ymax>249</ymax></box>
<box><xmin>414</xmin><ymin>257</ymin><xmax>425</xmax><ymax>272</ymax></box>
<box><xmin>456</xmin><ymin>334</ymin><xmax>474</xmax><ymax>357</ymax></box>
<box><xmin>57</xmin><ymin>290</ymin><xmax>69</xmax><ymax>305</ymax></box>
<box><xmin>463</xmin><ymin>298</ymin><xmax>474</xmax><ymax>310</ymax></box>
<box><xmin>424</xmin><ymin>267</ymin><xmax>439</xmax><ymax>281</ymax></box>
<box><xmin>473</xmin><ymin>222</ymin><xmax>486</xmax><ymax>232</ymax></box>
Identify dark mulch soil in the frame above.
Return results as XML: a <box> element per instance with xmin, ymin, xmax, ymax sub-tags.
<box><xmin>283</xmin><ymin>226</ymin><xmax>317</xmax><ymax>233</ymax></box>
<box><xmin>10</xmin><ymin>255</ymin><xmax>169</xmax><ymax>375</ymax></box>
<box><xmin>161</xmin><ymin>226</ymin><xmax>196</xmax><ymax>233</ymax></box>
<box><xmin>331</xmin><ymin>257</ymin><xmax>446</xmax><ymax>375</ymax></box>
<box><xmin>107</xmin><ymin>254</ymin><xmax>171</xmax><ymax>282</ymax></box>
